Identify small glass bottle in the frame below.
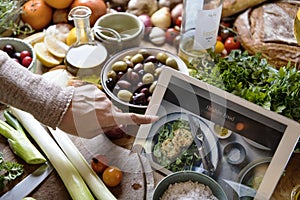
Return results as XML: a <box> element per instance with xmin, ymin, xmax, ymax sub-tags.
<box><xmin>178</xmin><ymin>0</ymin><xmax>223</xmax><ymax>69</ymax></box>
<box><xmin>65</xmin><ymin>6</ymin><xmax>108</xmax><ymax>78</ymax></box>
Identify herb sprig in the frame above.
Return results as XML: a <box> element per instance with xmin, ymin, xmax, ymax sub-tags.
<box><xmin>0</xmin><ymin>152</ymin><xmax>23</xmax><ymax>190</ymax></box>
<box><xmin>0</xmin><ymin>0</ymin><xmax>34</xmax><ymax>36</ymax></box>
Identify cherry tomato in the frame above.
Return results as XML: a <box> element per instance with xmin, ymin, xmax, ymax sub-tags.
<box><xmin>21</xmin><ymin>56</ymin><xmax>32</xmax><ymax>68</ymax></box>
<box><xmin>91</xmin><ymin>154</ymin><xmax>109</xmax><ymax>174</ymax></box>
<box><xmin>224</xmin><ymin>37</ymin><xmax>241</xmax><ymax>53</ymax></box>
<box><xmin>102</xmin><ymin>166</ymin><xmax>123</xmax><ymax>187</ymax></box>
<box><xmin>20</xmin><ymin>50</ymin><xmax>31</xmax><ymax>60</ymax></box>
<box><xmin>215</xmin><ymin>41</ymin><xmax>225</xmax><ymax>54</ymax></box>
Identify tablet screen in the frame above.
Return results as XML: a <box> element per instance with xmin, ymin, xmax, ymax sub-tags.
<box><xmin>133</xmin><ymin>68</ymin><xmax>299</xmax><ymax>200</ymax></box>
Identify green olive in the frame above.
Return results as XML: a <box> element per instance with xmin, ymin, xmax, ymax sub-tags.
<box><xmin>142</xmin><ymin>73</ymin><xmax>154</xmax><ymax>84</ymax></box>
<box><xmin>166</xmin><ymin>57</ymin><xmax>179</xmax><ymax>70</ymax></box>
<box><xmin>149</xmin><ymin>81</ymin><xmax>157</xmax><ymax>94</ymax></box>
<box><xmin>117</xmin><ymin>90</ymin><xmax>132</xmax><ymax>102</ymax></box>
<box><xmin>112</xmin><ymin>61</ymin><xmax>128</xmax><ymax>72</ymax></box>
<box><xmin>144</xmin><ymin>62</ymin><xmax>156</xmax><ymax>74</ymax></box>
<box><xmin>156</xmin><ymin>52</ymin><xmax>168</xmax><ymax>64</ymax></box>
<box><xmin>123</xmin><ymin>55</ymin><xmax>132</xmax><ymax>61</ymax></box>
<box><xmin>107</xmin><ymin>70</ymin><xmax>117</xmax><ymax>80</ymax></box>
<box><xmin>130</xmin><ymin>53</ymin><xmax>144</xmax><ymax>64</ymax></box>
<box><xmin>154</xmin><ymin>67</ymin><xmax>163</xmax><ymax>77</ymax></box>
<box><xmin>138</xmin><ymin>49</ymin><xmax>151</xmax><ymax>58</ymax></box>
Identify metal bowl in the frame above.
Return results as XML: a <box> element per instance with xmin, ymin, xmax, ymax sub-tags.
<box><xmin>152</xmin><ymin>171</ymin><xmax>228</xmax><ymax>200</ymax></box>
<box><xmin>0</xmin><ymin>37</ymin><xmax>37</xmax><ymax>72</ymax></box>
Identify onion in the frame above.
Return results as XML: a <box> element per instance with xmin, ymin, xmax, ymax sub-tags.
<box><xmin>138</xmin><ymin>14</ymin><xmax>152</xmax><ymax>35</ymax></box>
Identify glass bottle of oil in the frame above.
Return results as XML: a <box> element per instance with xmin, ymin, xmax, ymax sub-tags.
<box><xmin>178</xmin><ymin>0</ymin><xmax>223</xmax><ymax>70</ymax></box>
<box><xmin>65</xmin><ymin>6</ymin><xmax>108</xmax><ymax>78</ymax></box>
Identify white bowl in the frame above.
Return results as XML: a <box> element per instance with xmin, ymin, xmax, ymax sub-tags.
<box><xmin>100</xmin><ymin>47</ymin><xmax>188</xmax><ymax>113</ymax></box>
<box><xmin>94</xmin><ymin>12</ymin><xmax>145</xmax><ymax>55</ymax></box>
<box><xmin>0</xmin><ymin>37</ymin><xmax>37</xmax><ymax>72</ymax></box>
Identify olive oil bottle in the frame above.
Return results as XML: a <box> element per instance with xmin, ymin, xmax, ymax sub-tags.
<box><xmin>65</xmin><ymin>6</ymin><xmax>108</xmax><ymax>78</ymax></box>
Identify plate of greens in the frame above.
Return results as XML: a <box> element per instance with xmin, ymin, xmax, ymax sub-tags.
<box><xmin>142</xmin><ymin>112</ymin><xmax>219</xmax><ymax>174</ymax></box>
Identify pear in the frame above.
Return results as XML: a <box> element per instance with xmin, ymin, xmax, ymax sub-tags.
<box><xmin>151</xmin><ymin>7</ymin><xmax>172</xmax><ymax>29</ymax></box>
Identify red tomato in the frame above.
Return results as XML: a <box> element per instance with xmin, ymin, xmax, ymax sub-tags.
<box><xmin>20</xmin><ymin>50</ymin><xmax>31</xmax><ymax>60</ymax></box>
<box><xmin>91</xmin><ymin>154</ymin><xmax>109</xmax><ymax>174</ymax></box>
<box><xmin>21</xmin><ymin>56</ymin><xmax>32</xmax><ymax>68</ymax></box>
<box><xmin>224</xmin><ymin>37</ymin><xmax>241</xmax><ymax>53</ymax></box>
<box><xmin>102</xmin><ymin>166</ymin><xmax>123</xmax><ymax>187</ymax></box>
<box><xmin>165</xmin><ymin>28</ymin><xmax>180</xmax><ymax>44</ymax></box>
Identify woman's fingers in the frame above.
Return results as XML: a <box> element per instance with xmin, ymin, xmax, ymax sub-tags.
<box><xmin>114</xmin><ymin>112</ymin><xmax>159</xmax><ymax>125</ymax></box>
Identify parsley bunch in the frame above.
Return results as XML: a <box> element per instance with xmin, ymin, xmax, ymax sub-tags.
<box><xmin>191</xmin><ymin>50</ymin><xmax>300</xmax><ymax>123</ymax></box>
<box><xmin>0</xmin><ymin>152</ymin><xmax>23</xmax><ymax>190</ymax></box>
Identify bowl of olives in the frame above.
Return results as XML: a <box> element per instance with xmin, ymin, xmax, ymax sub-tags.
<box><xmin>0</xmin><ymin>37</ymin><xmax>37</xmax><ymax>72</ymax></box>
<box><xmin>101</xmin><ymin>47</ymin><xmax>188</xmax><ymax>113</ymax></box>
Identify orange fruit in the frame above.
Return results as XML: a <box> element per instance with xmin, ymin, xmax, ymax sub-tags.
<box><xmin>44</xmin><ymin>0</ymin><xmax>74</xmax><ymax>9</ymax></box>
<box><xmin>21</xmin><ymin>0</ymin><xmax>53</xmax><ymax>31</ymax></box>
<box><xmin>70</xmin><ymin>0</ymin><xmax>107</xmax><ymax>26</ymax></box>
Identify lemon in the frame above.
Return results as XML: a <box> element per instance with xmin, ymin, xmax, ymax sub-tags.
<box><xmin>44</xmin><ymin>35</ymin><xmax>69</xmax><ymax>58</ymax></box>
<box><xmin>34</xmin><ymin>42</ymin><xmax>63</xmax><ymax>68</ymax></box>
<box><xmin>66</xmin><ymin>27</ymin><xmax>77</xmax><ymax>46</ymax></box>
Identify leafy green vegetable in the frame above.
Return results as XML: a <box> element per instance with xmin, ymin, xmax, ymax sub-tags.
<box><xmin>153</xmin><ymin>119</ymin><xmax>201</xmax><ymax>172</ymax></box>
<box><xmin>191</xmin><ymin>50</ymin><xmax>300</xmax><ymax>123</ymax></box>
<box><xmin>0</xmin><ymin>152</ymin><xmax>23</xmax><ymax>190</ymax></box>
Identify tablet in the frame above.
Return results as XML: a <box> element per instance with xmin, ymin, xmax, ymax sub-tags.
<box><xmin>133</xmin><ymin>67</ymin><xmax>300</xmax><ymax>200</ymax></box>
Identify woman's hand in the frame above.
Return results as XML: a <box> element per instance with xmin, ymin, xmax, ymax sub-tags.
<box><xmin>58</xmin><ymin>84</ymin><xmax>158</xmax><ymax>138</ymax></box>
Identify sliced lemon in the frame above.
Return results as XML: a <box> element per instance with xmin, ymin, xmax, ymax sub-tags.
<box><xmin>66</xmin><ymin>27</ymin><xmax>77</xmax><ymax>46</ymax></box>
<box><xmin>34</xmin><ymin>42</ymin><xmax>63</xmax><ymax>68</ymax></box>
<box><xmin>44</xmin><ymin>35</ymin><xmax>69</xmax><ymax>58</ymax></box>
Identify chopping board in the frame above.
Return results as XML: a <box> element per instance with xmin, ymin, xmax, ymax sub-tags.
<box><xmin>0</xmin><ymin>111</ymin><xmax>155</xmax><ymax>200</ymax></box>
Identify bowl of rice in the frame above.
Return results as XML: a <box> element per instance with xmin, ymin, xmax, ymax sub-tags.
<box><xmin>152</xmin><ymin>171</ymin><xmax>228</xmax><ymax>200</ymax></box>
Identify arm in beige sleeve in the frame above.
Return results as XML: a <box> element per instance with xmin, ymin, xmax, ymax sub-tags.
<box><xmin>0</xmin><ymin>50</ymin><xmax>74</xmax><ymax>128</ymax></box>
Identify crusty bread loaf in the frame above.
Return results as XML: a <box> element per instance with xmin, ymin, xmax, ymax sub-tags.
<box><xmin>222</xmin><ymin>0</ymin><xmax>267</xmax><ymax>17</ymax></box>
<box><xmin>234</xmin><ymin>2</ymin><xmax>300</xmax><ymax>68</ymax></box>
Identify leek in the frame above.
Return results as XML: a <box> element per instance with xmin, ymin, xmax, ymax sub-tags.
<box><xmin>49</xmin><ymin>128</ymin><xmax>117</xmax><ymax>200</ymax></box>
<box><xmin>0</xmin><ymin>114</ymin><xmax>46</xmax><ymax>165</ymax></box>
<box><xmin>10</xmin><ymin>107</ymin><xmax>95</xmax><ymax>200</ymax></box>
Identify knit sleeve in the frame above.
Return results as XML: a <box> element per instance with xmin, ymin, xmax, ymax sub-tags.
<box><xmin>0</xmin><ymin>50</ymin><xmax>74</xmax><ymax>128</ymax></box>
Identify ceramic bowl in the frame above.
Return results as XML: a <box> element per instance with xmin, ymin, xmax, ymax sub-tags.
<box><xmin>94</xmin><ymin>12</ymin><xmax>145</xmax><ymax>54</ymax></box>
<box><xmin>0</xmin><ymin>37</ymin><xmax>37</xmax><ymax>72</ymax></box>
<box><xmin>152</xmin><ymin>171</ymin><xmax>228</xmax><ymax>200</ymax></box>
<box><xmin>223</xmin><ymin>142</ymin><xmax>246</xmax><ymax>165</ymax></box>
<box><xmin>212</xmin><ymin>123</ymin><xmax>233</xmax><ymax>139</ymax></box>
<box><xmin>100</xmin><ymin>47</ymin><xmax>188</xmax><ymax>113</ymax></box>
<box><xmin>236</xmin><ymin>157</ymin><xmax>272</xmax><ymax>198</ymax></box>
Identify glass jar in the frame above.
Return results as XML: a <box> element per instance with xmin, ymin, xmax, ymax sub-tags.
<box><xmin>178</xmin><ymin>0</ymin><xmax>223</xmax><ymax>69</ymax></box>
<box><xmin>65</xmin><ymin>6</ymin><xmax>120</xmax><ymax>79</ymax></box>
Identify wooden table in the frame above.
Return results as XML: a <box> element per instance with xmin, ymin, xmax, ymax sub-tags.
<box><xmin>1</xmin><ymin>37</ymin><xmax>298</xmax><ymax>199</ymax></box>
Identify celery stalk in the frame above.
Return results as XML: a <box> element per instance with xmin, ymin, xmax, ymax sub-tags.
<box><xmin>0</xmin><ymin>120</ymin><xmax>46</xmax><ymax>165</ymax></box>
<box><xmin>10</xmin><ymin>107</ymin><xmax>95</xmax><ymax>200</ymax></box>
